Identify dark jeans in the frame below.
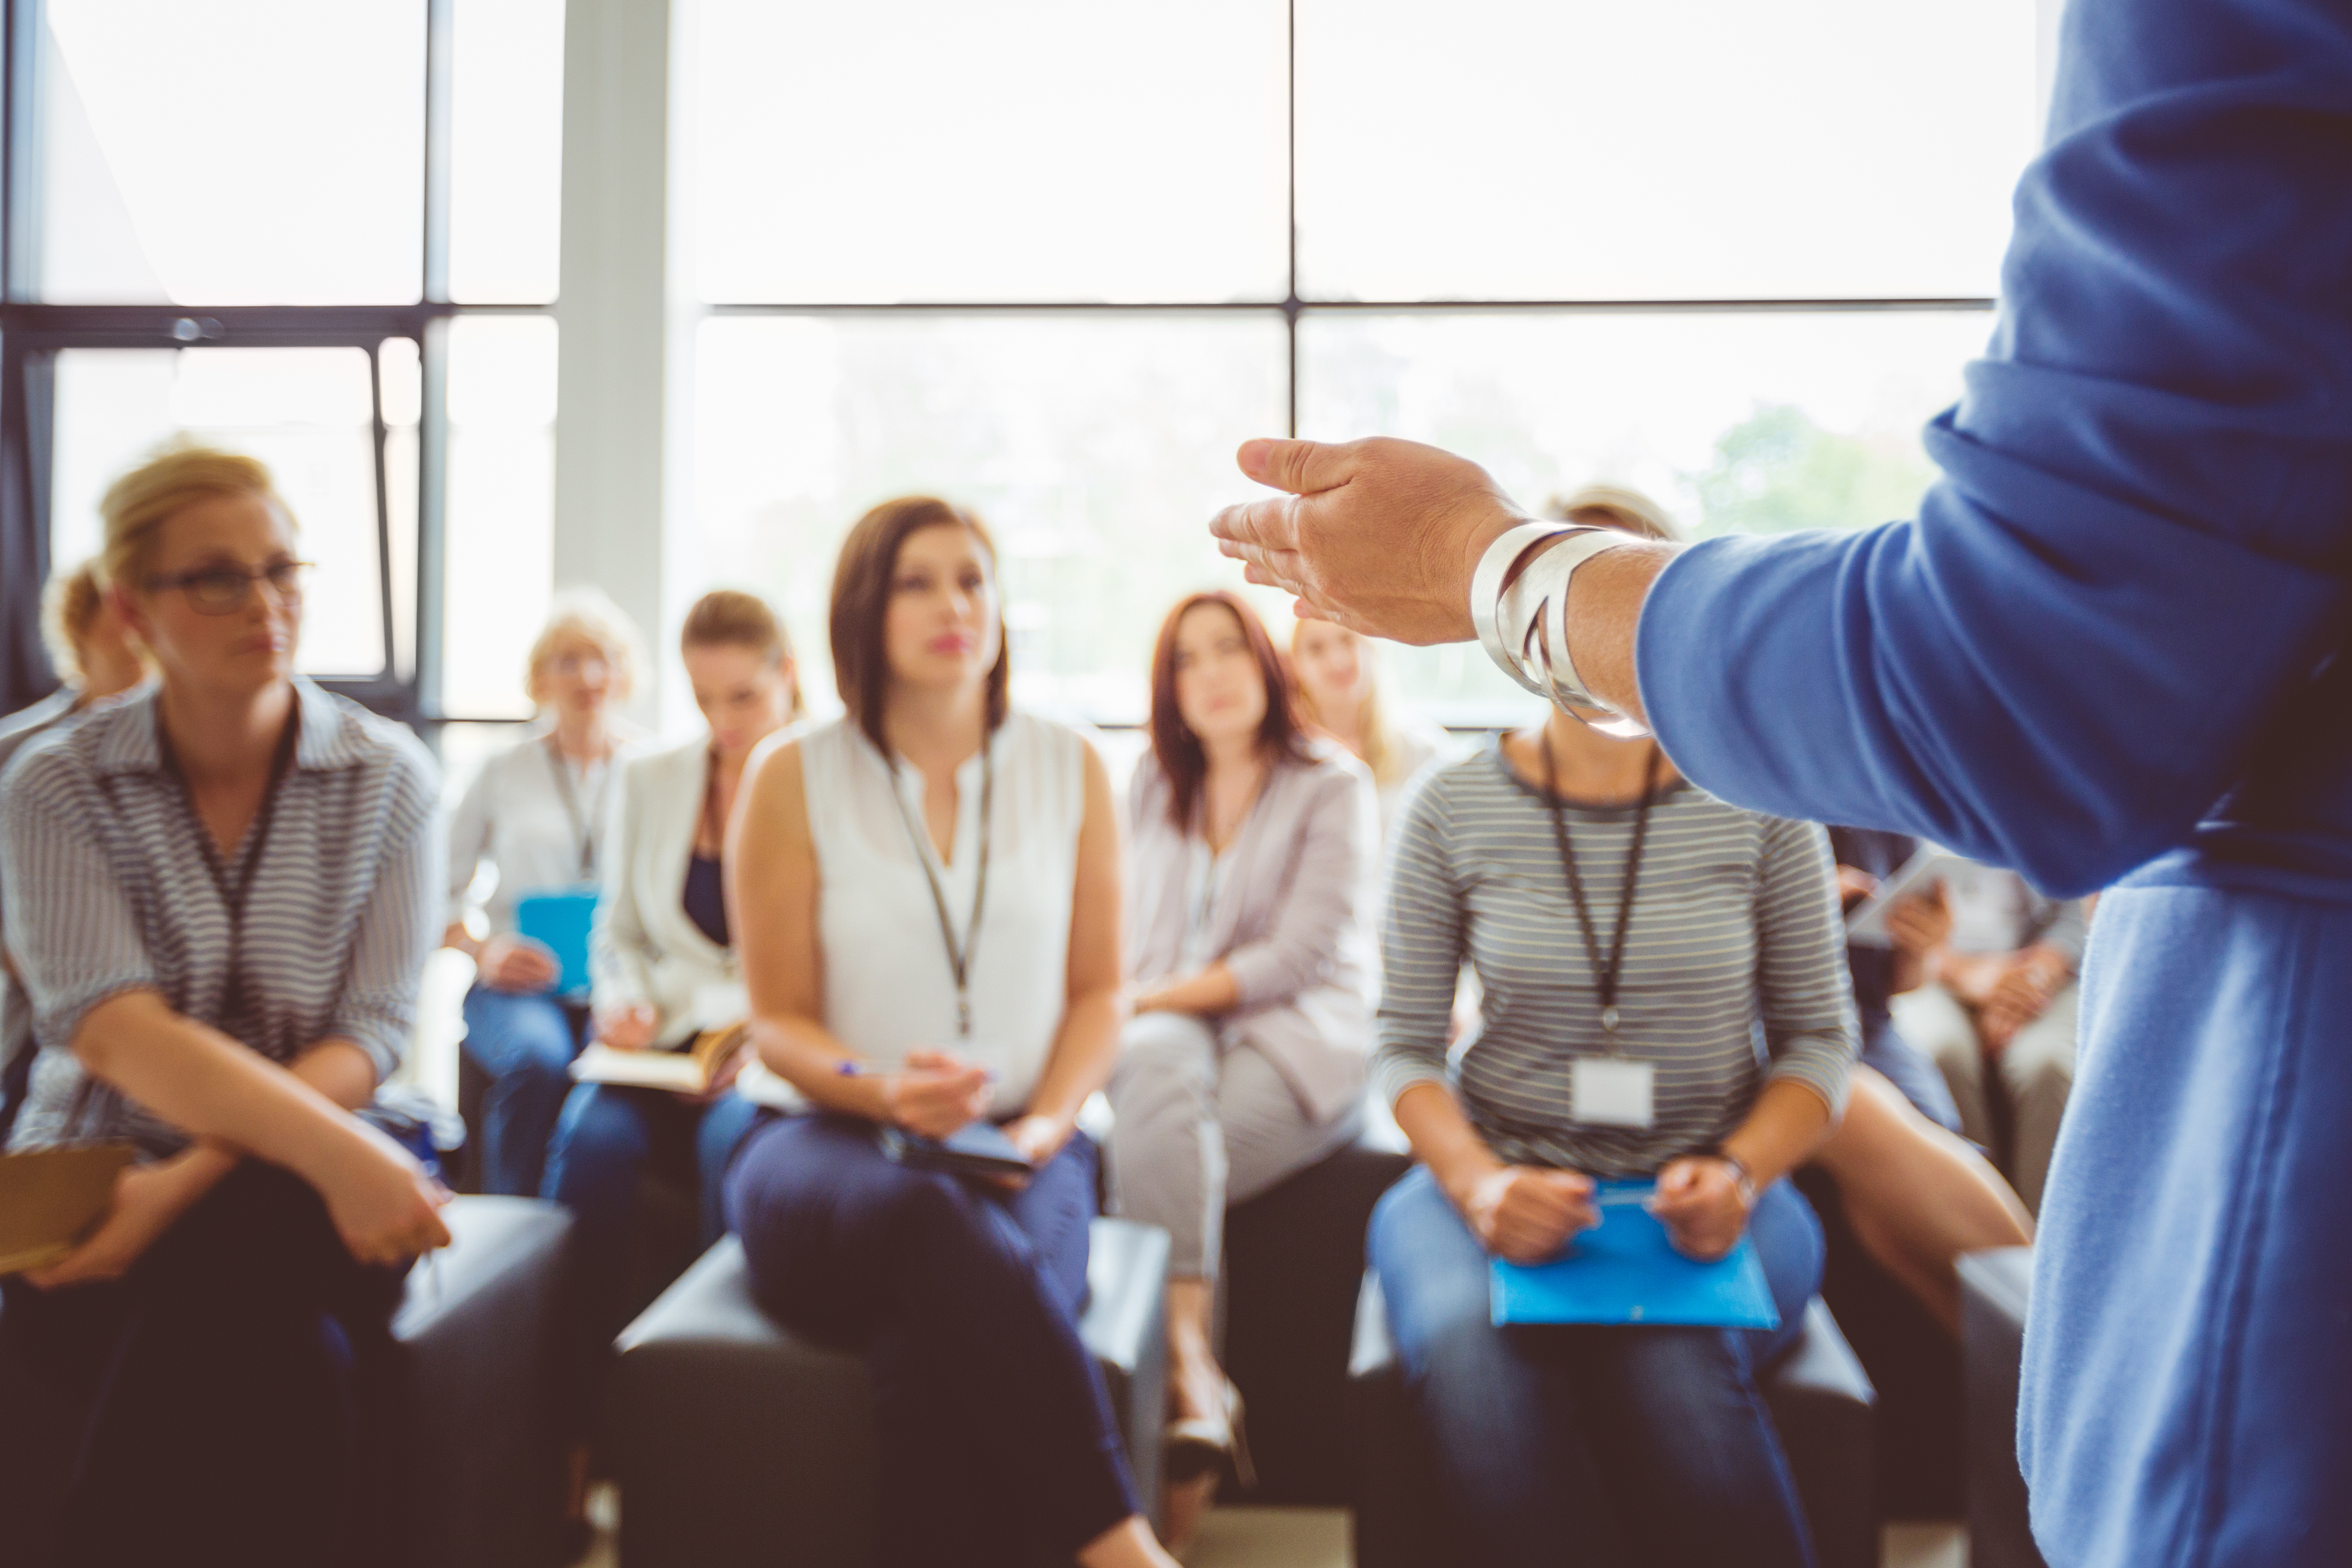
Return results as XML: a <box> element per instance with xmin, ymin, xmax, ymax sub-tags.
<box><xmin>540</xmin><ymin>1081</ymin><xmax>761</xmax><ymax>1427</ymax></box>
<box><xmin>0</xmin><ymin>1163</ymin><xmax>410</xmax><ymax>1568</ymax></box>
<box><xmin>1370</xmin><ymin>1165</ymin><xmax>1823</xmax><ymax>1568</ymax></box>
<box><xmin>725</xmin><ymin>1114</ymin><xmax>1140</xmax><ymax>1567</ymax></box>
<box><xmin>460</xmin><ymin>983</ymin><xmax>589</xmax><ymax>1197</ymax></box>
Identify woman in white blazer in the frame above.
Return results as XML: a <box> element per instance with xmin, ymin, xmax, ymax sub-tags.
<box><xmin>540</xmin><ymin>590</ymin><xmax>803</xmax><ymax>1449</ymax></box>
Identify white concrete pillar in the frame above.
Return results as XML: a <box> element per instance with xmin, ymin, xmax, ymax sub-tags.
<box><xmin>555</xmin><ymin>0</ymin><xmax>670</xmax><ymax>726</ymax></box>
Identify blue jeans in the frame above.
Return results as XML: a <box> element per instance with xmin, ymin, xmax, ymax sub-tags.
<box><xmin>540</xmin><ymin>1083</ymin><xmax>760</xmax><ymax>1426</ymax></box>
<box><xmin>726</xmin><ymin>1114</ymin><xmax>1139</xmax><ymax>1568</ymax></box>
<box><xmin>459</xmin><ymin>984</ymin><xmax>588</xmax><ymax>1197</ymax></box>
<box><xmin>1370</xmin><ymin>1165</ymin><xmax>1823</xmax><ymax>1567</ymax></box>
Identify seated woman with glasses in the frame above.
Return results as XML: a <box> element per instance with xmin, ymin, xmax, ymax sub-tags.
<box><xmin>444</xmin><ymin>590</ymin><xmax>645</xmax><ymax>1197</ymax></box>
<box><xmin>0</xmin><ymin>445</ymin><xmax>450</xmax><ymax>1567</ymax></box>
<box><xmin>1109</xmin><ymin>590</ymin><xmax>1376</xmax><ymax>1543</ymax></box>
<box><xmin>726</xmin><ymin>498</ymin><xmax>1181</xmax><ymax>1568</ymax></box>
<box><xmin>539</xmin><ymin>590</ymin><xmax>803</xmax><ymax>1448</ymax></box>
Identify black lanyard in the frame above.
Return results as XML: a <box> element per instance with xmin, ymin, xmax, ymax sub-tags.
<box><xmin>542</xmin><ymin>733</ymin><xmax>608</xmax><ymax>880</ymax></box>
<box><xmin>890</xmin><ymin>741</ymin><xmax>995</xmax><ymax>1041</ymax></box>
<box><xmin>162</xmin><ymin>702</ymin><xmax>301</xmax><ymax>1036</ymax></box>
<box><xmin>1541</xmin><ymin>737</ymin><xmax>1662</xmax><ymax>1047</ymax></box>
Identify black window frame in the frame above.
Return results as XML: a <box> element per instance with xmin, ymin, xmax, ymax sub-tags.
<box><xmin>0</xmin><ymin>0</ymin><xmax>553</xmax><ymax>730</ymax></box>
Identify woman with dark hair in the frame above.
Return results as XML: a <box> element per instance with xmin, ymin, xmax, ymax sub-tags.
<box><xmin>1109</xmin><ymin>590</ymin><xmax>1377</xmax><ymax>1541</ymax></box>
<box><xmin>723</xmin><ymin>499</ymin><xmax>1178</xmax><ymax>1568</ymax></box>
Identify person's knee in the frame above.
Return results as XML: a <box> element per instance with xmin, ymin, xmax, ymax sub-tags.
<box><xmin>1112</xmin><ymin>1013</ymin><xmax>1215</xmax><ymax>1098</ymax></box>
<box><xmin>1108</xmin><ymin>1016</ymin><xmax>1220</xmax><ymax>1169</ymax></box>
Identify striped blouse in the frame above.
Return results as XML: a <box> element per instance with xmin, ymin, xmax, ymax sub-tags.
<box><xmin>1373</xmin><ymin>742</ymin><xmax>1856</xmax><ymax>1176</ymax></box>
<box><xmin>0</xmin><ymin>679</ymin><xmax>443</xmax><ymax>1157</ymax></box>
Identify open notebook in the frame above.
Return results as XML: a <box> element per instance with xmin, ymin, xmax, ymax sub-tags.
<box><xmin>0</xmin><ymin>1142</ymin><xmax>136</xmax><ymax>1276</ymax></box>
<box><xmin>571</xmin><ymin>1022</ymin><xmax>750</xmax><ymax>1095</ymax></box>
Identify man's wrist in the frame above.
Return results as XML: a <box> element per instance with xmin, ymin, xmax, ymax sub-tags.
<box><xmin>1459</xmin><ymin>509</ymin><xmax>1532</xmax><ymax>639</ymax></box>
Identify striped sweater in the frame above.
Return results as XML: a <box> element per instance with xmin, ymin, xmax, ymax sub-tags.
<box><xmin>0</xmin><ymin>679</ymin><xmax>442</xmax><ymax>1156</ymax></box>
<box><xmin>1373</xmin><ymin>742</ymin><xmax>1856</xmax><ymax>1176</ymax></box>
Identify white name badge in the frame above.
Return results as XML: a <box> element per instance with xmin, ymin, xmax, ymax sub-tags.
<box><xmin>1572</xmin><ymin>1057</ymin><xmax>1655</xmax><ymax>1129</ymax></box>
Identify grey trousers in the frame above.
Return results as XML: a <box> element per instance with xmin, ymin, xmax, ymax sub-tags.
<box><xmin>1895</xmin><ymin>979</ymin><xmax>2078</xmax><ymax>1216</ymax></box>
<box><xmin>1107</xmin><ymin>1011</ymin><xmax>1362</xmax><ymax>1280</ymax></box>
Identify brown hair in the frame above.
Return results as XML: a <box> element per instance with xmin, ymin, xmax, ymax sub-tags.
<box><xmin>681</xmin><ymin>589</ymin><xmax>806</xmax><ymax>720</ymax></box>
<box><xmin>99</xmin><ymin>442</ymin><xmax>287</xmax><ymax>594</ymax></box>
<box><xmin>829</xmin><ymin>497</ymin><xmax>1009</xmax><ymax>753</ymax></box>
<box><xmin>40</xmin><ymin>559</ymin><xmax>109</xmax><ymax>685</ymax></box>
<box><xmin>1149</xmin><ymin>590</ymin><xmax>1312</xmax><ymax>830</ymax></box>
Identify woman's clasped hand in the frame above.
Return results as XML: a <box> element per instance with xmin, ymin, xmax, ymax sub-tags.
<box><xmin>878</xmin><ymin>1048</ymin><xmax>997</xmax><ymax>1138</ymax></box>
<box><xmin>476</xmin><ymin>931</ymin><xmax>562</xmax><ymax>994</ymax></box>
<box><xmin>1648</xmin><ymin>1156</ymin><xmax>1755</xmax><ymax>1262</ymax></box>
<box><xmin>1458</xmin><ymin>1162</ymin><xmax>1598</xmax><ymax>1264</ymax></box>
<box><xmin>319</xmin><ymin>1120</ymin><xmax>454</xmax><ymax>1268</ymax></box>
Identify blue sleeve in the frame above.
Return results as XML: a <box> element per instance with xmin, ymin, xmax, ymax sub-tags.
<box><xmin>1635</xmin><ymin>0</ymin><xmax>2352</xmax><ymax>899</ymax></box>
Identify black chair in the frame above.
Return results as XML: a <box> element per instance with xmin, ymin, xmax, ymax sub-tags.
<box><xmin>1216</xmin><ymin>1129</ymin><xmax>1414</xmax><ymax>1504</ymax></box>
<box><xmin>396</xmin><ymin>1196</ymin><xmax>577</xmax><ymax>1568</ymax></box>
<box><xmin>607</xmin><ymin>1220</ymin><xmax>1172</xmax><ymax>1568</ymax></box>
<box><xmin>1348</xmin><ymin>1274</ymin><xmax>1880</xmax><ymax>1568</ymax></box>
<box><xmin>1958</xmin><ymin>1246</ymin><xmax>2047</xmax><ymax>1568</ymax></box>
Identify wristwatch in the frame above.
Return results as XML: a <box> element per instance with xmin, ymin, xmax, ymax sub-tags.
<box><xmin>1469</xmin><ymin>521</ymin><xmax>1650</xmax><ymax>737</ymax></box>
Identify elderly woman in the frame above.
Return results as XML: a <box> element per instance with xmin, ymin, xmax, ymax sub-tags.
<box><xmin>1110</xmin><ymin>590</ymin><xmax>1376</xmax><ymax>1542</ymax></box>
<box><xmin>445</xmin><ymin>589</ymin><xmax>646</xmax><ymax>1196</ymax></box>
<box><xmin>0</xmin><ymin>445</ymin><xmax>448</xmax><ymax>1566</ymax></box>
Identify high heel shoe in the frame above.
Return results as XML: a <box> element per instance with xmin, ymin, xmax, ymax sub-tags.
<box><xmin>1164</xmin><ymin>1376</ymin><xmax>1256</xmax><ymax>1491</ymax></box>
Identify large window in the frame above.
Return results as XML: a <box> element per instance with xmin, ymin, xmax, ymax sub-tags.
<box><xmin>2</xmin><ymin>0</ymin><xmax>565</xmax><ymax>720</ymax></box>
<box><xmin>681</xmin><ymin>0</ymin><xmax>2041</xmax><ymax>726</ymax></box>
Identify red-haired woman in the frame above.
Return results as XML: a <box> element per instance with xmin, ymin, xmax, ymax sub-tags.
<box><xmin>1109</xmin><ymin>590</ymin><xmax>1378</xmax><ymax>1542</ymax></box>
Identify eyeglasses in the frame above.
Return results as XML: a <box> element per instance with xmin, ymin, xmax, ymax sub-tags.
<box><xmin>147</xmin><ymin>560</ymin><xmax>312</xmax><ymax>615</ymax></box>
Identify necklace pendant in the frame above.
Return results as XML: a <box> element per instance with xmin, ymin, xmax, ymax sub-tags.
<box><xmin>1600</xmin><ymin>1004</ymin><xmax>1621</xmax><ymax>1034</ymax></box>
<box><xmin>957</xmin><ymin>997</ymin><xmax>972</xmax><ymax>1040</ymax></box>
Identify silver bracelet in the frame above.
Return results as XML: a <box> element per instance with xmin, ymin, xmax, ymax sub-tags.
<box><xmin>1470</xmin><ymin>523</ymin><xmax>1650</xmax><ymax>737</ymax></box>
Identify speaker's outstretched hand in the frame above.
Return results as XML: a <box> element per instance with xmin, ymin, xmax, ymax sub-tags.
<box><xmin>1207</xmin><ymin>436</ymin><xmax>1524</xmax><ymax>646</ymax></box>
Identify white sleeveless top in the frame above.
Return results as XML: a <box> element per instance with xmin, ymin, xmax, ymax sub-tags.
<box><xmin>798</xmin><ymin>710</ymin><xmax>1089</xmax><ymax>1116</ymax></box>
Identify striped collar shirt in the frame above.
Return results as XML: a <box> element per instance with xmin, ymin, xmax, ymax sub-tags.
<box><xmin>1374</xmin><ymin>743</ymin><xmax>1856</xmax><ymax>1177</ymax></box>
<box><xmin>0</xmin><ymin>679</ymin><xmax>443</xmax><ymax>1156</ymax></box>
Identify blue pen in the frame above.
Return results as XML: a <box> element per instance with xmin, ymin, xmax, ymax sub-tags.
<box><xmin>837</xmin><ymin>1059</ymin><xmax>997</xmax><ymax>1081</ymax></box>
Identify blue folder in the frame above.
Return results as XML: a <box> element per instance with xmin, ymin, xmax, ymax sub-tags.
<box><xmin>1489</xmin><ymin>1178</ymin><xmax>1780</xmax><ymax>1329</ymax></box>
<box><xmin>514</xmin><ymin>885</ymin><xmax>599</xmax><ymax>1000</ymax></box>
